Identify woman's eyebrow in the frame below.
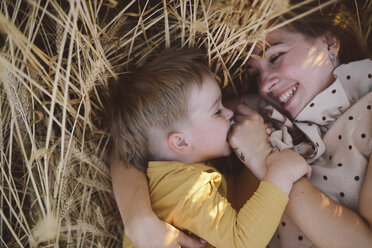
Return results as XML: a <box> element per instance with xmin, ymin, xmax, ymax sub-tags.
<box><xmin>257</xmin><ymin>42</ymin><xmax>283</xmax><ymax>57</ymax></box>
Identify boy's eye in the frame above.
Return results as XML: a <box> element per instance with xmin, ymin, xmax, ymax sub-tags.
<box><xmin>269</xmin><ymin>52</ymin><xmax>284</xmax><ymax>65</ymax></box>
<box><xmin>215</xmin><ymin>109</ymin><xmax>222</xmax><ymax>115</ymax></box>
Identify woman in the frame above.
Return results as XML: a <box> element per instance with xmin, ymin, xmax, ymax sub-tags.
<box><xmin>111</xmin><ymin>1</ymin><xmax>371</xmax><ymax>247</ymax></box>
<box><xmin>229</xmin><ymin>1</ymin><xmax>372</xmax><ymax>246</ymax></box>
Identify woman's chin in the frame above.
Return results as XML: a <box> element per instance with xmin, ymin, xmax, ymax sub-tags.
<box><xmin>285</xmin><ymin>106</ymin><xmax>300</xmax><ymax>119</ymax></box>
<box><xmin>283</xmin><ymin>94</ymin><xmax>304</xmax><ymax>119</ymax></box>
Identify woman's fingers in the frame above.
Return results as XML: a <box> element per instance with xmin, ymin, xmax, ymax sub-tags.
<box><xmin>233</xmin><ymin>105</ymin><xmax>264</xmax><ymax>124</ymax></box>
<box><xmin>235</xmin><ymin>104</ymin><xmax>257</xmax><ymax>116</ymax></box>
<box><xmin>179</xmin><ymin>231</ymin><xmax>206</xmax><ymax>248</ymax></box>
<box><xmin>272</xmin><ymin>147</ymin><xmax>279</xmax><ymax>153</ymax></box>
<box><xmin>265</xmin><ymin>126</ymin><xmax>275</xmax><ymax>135</ymax></box>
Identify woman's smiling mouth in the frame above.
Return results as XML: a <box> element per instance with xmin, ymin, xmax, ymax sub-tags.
<box><xmin>278</xmin><ymin>83</ymin><xmax>299</xmax><ymax>104</ymax></box>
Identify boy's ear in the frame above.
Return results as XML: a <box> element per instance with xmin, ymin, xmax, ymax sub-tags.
<box><xmin>168</xmin><ymin>132</ymin><xmax>191</xmax><ymax>154</ymax></box>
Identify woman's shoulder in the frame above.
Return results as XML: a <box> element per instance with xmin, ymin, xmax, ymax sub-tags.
<box><xmin>334</xmin><ymin>59</ymin><xmax>372</xmax><ymax>102</ymax></box>
<box><xmin>334</xmin><ymin>59</ymin><xmax>372</xmax><ymax>74</ymax></box>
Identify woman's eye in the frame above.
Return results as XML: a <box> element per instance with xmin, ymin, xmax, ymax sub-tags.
<box><xmin>269</xmin><ymin>52</ymin><xmax>284</xmax><ymax>65</ymax></box>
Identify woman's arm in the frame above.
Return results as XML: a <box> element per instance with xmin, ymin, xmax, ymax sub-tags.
<box><xmin>227</xmin><ymin>104</ymin><xmax>372</xmax><ymax>247</ymax></box>
<box><xmin>110</xmin><ymin>153</ymin><xmax>205</xmax><ymax>248</ymax></box>
<box><xmin>287</xmin><ymin>171</ymin><xmax>372</xmax><ymax>248</ymax></box>
<box><xmin>359</xmin><ymin>153</ymin><xmax>372</xmax><ymax>226</ymax></box>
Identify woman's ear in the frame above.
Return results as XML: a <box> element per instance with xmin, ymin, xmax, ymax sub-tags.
<box><xmin>324</xmin><ymin>33</ymin><xmax>340</xmax><ymax>60</ymax></box>
<box><xmin>168</xmin><ymin>132</ymin><xmax>191</xmax><ymax>154</ymax></box>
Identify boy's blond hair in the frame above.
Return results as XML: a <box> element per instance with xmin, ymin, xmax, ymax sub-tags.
<box><xmin>106</xmin><ymin>48</ymin><xmax>211</xmax><ymax>170</ymax></box>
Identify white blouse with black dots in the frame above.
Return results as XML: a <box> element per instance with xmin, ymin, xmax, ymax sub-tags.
<box><xmin>269</xmin><ymin>59</ymin><xmax>372</xmax><ymax>248</ymax></box>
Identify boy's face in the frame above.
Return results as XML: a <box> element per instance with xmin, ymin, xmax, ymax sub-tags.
<box><xmin>183</xmin><ymin>75</ymin><xmax>234</xmax><ymax>162</ymax></box>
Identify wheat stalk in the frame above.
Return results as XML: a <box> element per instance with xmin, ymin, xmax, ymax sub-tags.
<box><xmin>0</xmin><ymin>0</ymin><xmax>369</xmax><ymax>246</ymax></box>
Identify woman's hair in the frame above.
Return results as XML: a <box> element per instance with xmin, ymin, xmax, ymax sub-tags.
<box><xmin>280</xmin><ymin>0</ymin><xmax>370</xmax><ymax>63</ymax></box>
<box><xmin>104</xmin><ymin>48</ymin><xmax>210</xmax><ymax>170</ymax></box>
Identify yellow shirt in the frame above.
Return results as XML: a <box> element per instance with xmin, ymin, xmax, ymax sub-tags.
<box><xmin>123</xmin><ymin>161</ymin><xmax>288</xmax><ymax>248</ymax></box>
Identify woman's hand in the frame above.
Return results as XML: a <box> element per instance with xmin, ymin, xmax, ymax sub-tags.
<box><xmin>228</xmin><ymin>104</ymin><xmax>272</xmax><ymax>180</ymax></box>
<box><xmin>110</xmin><ymin>153</ymin><xmax>205</xmax><ymax>248</ymax></box>
<box><xmin>127</xmin><ymin>214</ymin><xmax>206</xmax><ymax>248</ymax></box>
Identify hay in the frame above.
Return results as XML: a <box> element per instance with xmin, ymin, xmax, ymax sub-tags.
<box><xmin>0</xmin><ymin>0</ymin><xmax>369</xmax><ymax>246</ymax></box>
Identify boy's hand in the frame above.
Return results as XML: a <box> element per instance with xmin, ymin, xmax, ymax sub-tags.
<box><xmin>264</xmin><ymin>150</ymin><xmax>312</xmax><ymax>195</ymax></box>
<box><xmin>228</xmin><ymin>104</ymin><xmax>272</xmax><ymax>180</ymax></box>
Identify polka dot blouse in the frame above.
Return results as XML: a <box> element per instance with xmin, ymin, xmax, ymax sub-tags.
<box><xmin>268</xmin><ymin>59</ymin><xmax>372</xmax><ymax>248</ymax></box>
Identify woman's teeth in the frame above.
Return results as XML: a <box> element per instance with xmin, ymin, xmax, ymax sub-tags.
<box><xmin>279</xmin><ymin>84</ymin><xmax>298</xmax><ymax>104</ymax></box>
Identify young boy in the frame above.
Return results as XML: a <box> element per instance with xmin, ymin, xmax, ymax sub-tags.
<box><xmin>105</xmin><ymin>48</ymin><xmax>311</xmax><ymax>248</ymax></box>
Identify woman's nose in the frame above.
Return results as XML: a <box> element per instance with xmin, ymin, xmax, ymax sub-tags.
<box><xmin>259</xmin><ymin>73</ymin><xmax>280</xmax><ymax>95</ymax></box>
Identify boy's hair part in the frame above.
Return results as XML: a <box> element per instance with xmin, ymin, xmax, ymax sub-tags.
<box><xmin>105</xmin><ymin>48</ymin><xmax>211</xmax><ymax>170</ymax></box>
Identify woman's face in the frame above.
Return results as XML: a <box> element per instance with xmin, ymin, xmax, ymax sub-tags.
<box><xmin>247</xmin><ymin>28</ymin><xmax>339</xmax><ymax>118</ymax></box>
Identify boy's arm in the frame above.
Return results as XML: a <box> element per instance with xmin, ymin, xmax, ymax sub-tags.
<box><xmin>286</xmin><ymin>155</ymin><xmax>372</xmax><ymax>248</ymax></box>
<box><xmin>110</xmin><ymin>153</ymin><xmax>204</xmax><ymax>248</ymax></box>
<box><xmin>151</xmin><ymin>164</ymin><xmax>288</xmax><ymax>248</ymax></box>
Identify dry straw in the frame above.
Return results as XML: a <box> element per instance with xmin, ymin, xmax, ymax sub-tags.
<box><xmin>0</xmin><ymin>0</ymin><xmax>370</xmax><ymax>247</ymax></box>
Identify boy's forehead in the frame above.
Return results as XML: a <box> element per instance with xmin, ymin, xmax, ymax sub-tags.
<box><xmin>188</xmin><ymin>75</ymin><xmax>221</xmax><ymax>112</ymax></box>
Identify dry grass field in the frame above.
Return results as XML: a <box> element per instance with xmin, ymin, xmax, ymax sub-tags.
<box><xmin>0</xmin><ymin>0</ymin><xmax>370</xmax><ymax>247</ymax></box>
